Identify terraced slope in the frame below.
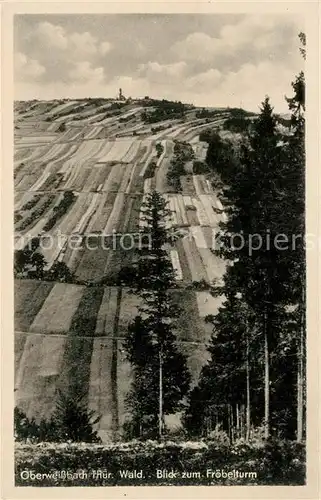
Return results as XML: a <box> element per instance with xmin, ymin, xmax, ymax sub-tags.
<box><xmin>14</xmin><ymin>98</ymin><xmax>234</xmax><ymax>439</ymax></box>
<box><xmin>15</xmin><ymin>280</ymin><xmax>222</xmax><ymax>439</ymax></box>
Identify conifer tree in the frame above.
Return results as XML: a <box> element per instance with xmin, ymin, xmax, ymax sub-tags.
<box><xmin>216</xmin><ymin>97</ymin><xmax>285</xmax><ymax>439</ymax></box>
<box><xmin>14</xmin><ymin>393</ymin><xmax>101</xmax><ymax>443</ymax></box>
<box><xmin>123</xmin><ymin>191</ymin><xmax>190</xmax><ymax>439</ymax></box>
<box><xmin>51</xmin><ymin>390</ymin><xmax>101</xmax><ymax>443</ymax></box>
<box><xmin>184</xmin><ymin>291</ymin><xmax>260</xmax><ymax>441</ymax></box>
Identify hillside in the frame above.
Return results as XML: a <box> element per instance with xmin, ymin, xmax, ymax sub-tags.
<box><xmin>14</xmin><ymin>98</ymin><xmax>247</xmax><ymax>440</ymax></box>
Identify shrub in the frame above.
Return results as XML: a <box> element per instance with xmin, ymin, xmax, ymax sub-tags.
<box><xmin>21</xmin><ymin>194</ymin><xmax>42</xmax><ymax>211</ymax></box>
<box><xmin>14</xmin><ymin>245</ymin><xmax>46</xmax><ymax>278</ymax></box>
<box><xmin>18</xmin><ymin>195</ymin><xmax>55</xmax><ymax>231</ymax></box>
<box><xmin>155</xmin><ymin>142</ymin><xmax>164</xmax><ymax>158</ymax></box>
<box><xmin>195</xmin><ymin>108</ymin><xmax>223</xmax><ymax>119</ymax></box>
<box><xmin>143</xmin><ymin>161</ymin><xmax>157</xmax><ymax>179</ymax></box>
<box><xmin>207</xmin><ymin>425</ymin><xmax>230</xmax><ymax>446</ymax></box>
<box><xmin>14</xmin><ymin>213</ymin><xmax>22</xmax><ymax>224</ymax></box>
<box><xmin>45</xmin><ymin>261</ymin><xmax>74</xmax><ymax>283</ymax></box>
<box><xmin>57</xmin><ymin>122</ymin><xmax>66</xmax><ymax>133</ymax></box>
<box><xmin>166</xmin><ymin>141</ymin><xmax>194</xmax><ymax>191</ymax></box>
<box><xmin>223</xmin><ymin>115</ymin><xmax>250</xmax><ymax>133</ymax></box>
<box><xmin>141</xmin><ymin>100</ymin><xmax>186</xmax><ymax>123</ymax></box>
<box><xmin>186</xmin><ymin>279</ymin><xmax>212</xmax><ymax>291</ymax></box>
<box><xmin>43</xmin><ymin>191</ymin><xmax>76</xmax><ymax>231</ymax></box>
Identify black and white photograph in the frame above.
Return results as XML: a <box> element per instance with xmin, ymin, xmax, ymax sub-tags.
<box><xmin>4</xmin><ymin>4</ymin><xmax>316</xmax><ymax>492</ymax></box>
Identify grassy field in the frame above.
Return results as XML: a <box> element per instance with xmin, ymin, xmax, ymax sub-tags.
<box><xmin>14</xmin><ymin>99</ymin><xmax>236</xmax><ymax>437</ymax></box>
<box><xmin>14</xmin><ymin>280</ymin><xmax>222</xmax><ymax>437</ymax></box>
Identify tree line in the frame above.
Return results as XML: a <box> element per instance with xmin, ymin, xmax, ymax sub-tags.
<box><xmin>15</xmin><ymin>34</ymin><xmax>305</xmax><ymax>447</ymax></box>
<box><xmin>185</xmin><ymin>35</ymin><xmax>305</xmax><ymax>443</ymax></box>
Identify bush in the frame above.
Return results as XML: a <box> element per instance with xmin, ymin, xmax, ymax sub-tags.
<box><xmin>43</xmin><ymin>191</ymin><xmax>76</xmax><ymax>231</ymax></box>
<box><xmin>57</xmin><ymin>122</ymin><xmax>66</xmax><ymax>133</ymax></box>
<box><xmin>46</xmin><ymin>261</ymin><xmax>74</xmax><ymax>283</ymax></box>
<box><xmin>110</xmin><ymin>102</ymin><xmax>126</xmax><ymax>110</ymax></box>
<box><xmin>143</xmin><ymin>161</ymin><xmax>157</xmax><ymax>179</ymax></box>
<box><xmin>166</xmin><ymin>141</ymin><xmax>195</xmax><ymax>191</ymax></box>
<box><xmin>117</xmin><ymin>265</ymin><xmax>138</xmax><ymax>286</ymax></box>
<box><xmin>207</xmin><ymin>426</ymin><xmax>230</xmax><ymax>446</ymax></box>
<box><xmin>199</xmin><ymin>129</ymin><xmax>214</xmax><ymax>142</ymax></box>
<box><xmin>18</xmin><ymin>195</ymin><xmax>55</xmax><ymax>231</ymax></box>
<box><xmin>186</xmin><ymin>279</ymin><xmax>212</xmax><ymax>291</ymax></box>
<box><xmin>14</xmin><ymin>213</ymin><xmax>22</xmax><ymax>224</ymax></box>
<box><xmin>223</xmin><ymin>115</ymin><xmax>250</xmax><ymax>133</ymax></box>
<box><xmin>119</xmin><ymin>115</ymin><xmax>134</xmax><ymax>123</ymax></box>
<box><xmin>14</xmin><ymin>245</ymin><xmax>46</xmax><ymax>278</ymax></box>
<box><xmin>155</xmin><ymin>142</ymin><xmax>164</xmax><ymax>158</ymax></box>
<box><xmin>195</xmin><ymin>108</ymin><xmax>224</xmax><ymax>119</ymax></box>
<box><xmin>202</xmin><ymin>132</ymin><xmax>241</xmax><ymax>185</ymax></box>
<box><xmin>141</xmin><ymin>100</ymin><xmax>187</xmax><ymax>123</ymax></box>
<box><xmin>21</xmin><ymin>195</ymin><xmax>42</xmax><ymax>211</ymax></box>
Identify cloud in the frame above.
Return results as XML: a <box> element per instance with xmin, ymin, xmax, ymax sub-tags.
<box><xmin>14</xmin><ymin>15</ymin><xmax>303</xmax><ymax>112</ymax></box>
<box><xmin>173</xmin><ymin>32</ymin><xmax>219</xmax><ymax>63</ymax></box>
<box><xmin>69</xmin><ymin>31</ymin><xmax>99</xmax><ymax>56</ymax></box>
<box><xmin>15</xmin><ymin>54</ymin><xmax>300</xmax><ymax>113</ymax></box>
<box><xmin>15</xmin><ymin>75</ymin><xmax>149</xmax><ymax>102</ymax></box>
<box><xmin>172</xmin><ymin>15</ymin><xmax>302</xmax><ymax>63</ymax></box>
<box><xmin>36</xmin><ymin>21</ymin><xmax>68</xmax><ymax>49</ymax></box>
<box><xmin>33</xmin><ymin>21</ymin><xmax>111</xmax><ymax>58</ymax></box>
<box><xmin>68</xmin><ymin>61</ymin><xmax>104</xmax><ymax>83</ymax></box>
<box><xmin>100</xmin><ymin>41</ymin><xmax>112</xmax><ymax>55</ymax></box>
<box><xmin>136</xmin><ymin>41</ymin><xmax>147</xmax><ymax>55</ymax></box>
<box><xmin>185</xmin><ymin>68</ymin><xmax>222</xmax><ymax>91</ymax></box>
<box><xmin>137</xmin><ymin>61</ymin><xmax>187</xmax><ymax>83</ymax></box>
<box><xmin>183</xmin><ymin>59</ymin><xmax>301</xmax><ymax>112</ymax></box>
<box><xmin>14</xmin><ymin>52</ymin><xmax>46</xmax><ymax>80</ymax></box>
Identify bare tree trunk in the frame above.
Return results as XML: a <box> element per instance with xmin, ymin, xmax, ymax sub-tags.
<box><xmin>227</xmin><ymin>404</ymin><xmax>231</xmax><ymax>443</ymax></box>
<box><xmin>297</xmin><ymin>354</ymin><xmax>303</xmax><ymax>442</ymax></box>
<box><xmin>264</xmin><ymin>310</ymin><xmax>270</xmax><ymax>440</ymax></box>
<box><xmin>231</xmin><ymin>405</ymin><xmax>234</xmax><ymax>443</ymax></box>
<box><xmin>246</xmin><ymin>327</ymin><xmax>251</xmax><ymax>442</ymax></box>
<box><xmin>297</xmin><ymin>284</ymin><xmax>305</xmax><ymax>442</ymax></box>
<box><xmin>236</xmin><ymin>403</ymin><xmax>240</xmax><ymax>438</ymax></box>
<box><xmin>159</xmin><ymin>348</ymin><xmax>163</xmax><ymax>440</ymax></box>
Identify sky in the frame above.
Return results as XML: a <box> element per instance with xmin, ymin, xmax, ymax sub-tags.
<box><xmin>14</xmin><ymin>14</ymin><xmax>304</xmax><ymax>112</ymax></box>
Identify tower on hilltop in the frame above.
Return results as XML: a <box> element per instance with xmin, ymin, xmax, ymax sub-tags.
<box><xmin>118</xmin><ymin>88</ymin><xmax>126</xmax><ymax>101</ymax></box>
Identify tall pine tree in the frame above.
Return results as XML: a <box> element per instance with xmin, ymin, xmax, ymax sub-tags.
<box><xmin>123</xmin><ymin>191</ymin><xmax>190</xmax><ymax>439</ymax></box>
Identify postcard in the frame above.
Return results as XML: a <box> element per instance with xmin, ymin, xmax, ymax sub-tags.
<box><xmin>1</xmin><ymin>1</ymin><xmax>319</xmax><ymax>499</ymax></box>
